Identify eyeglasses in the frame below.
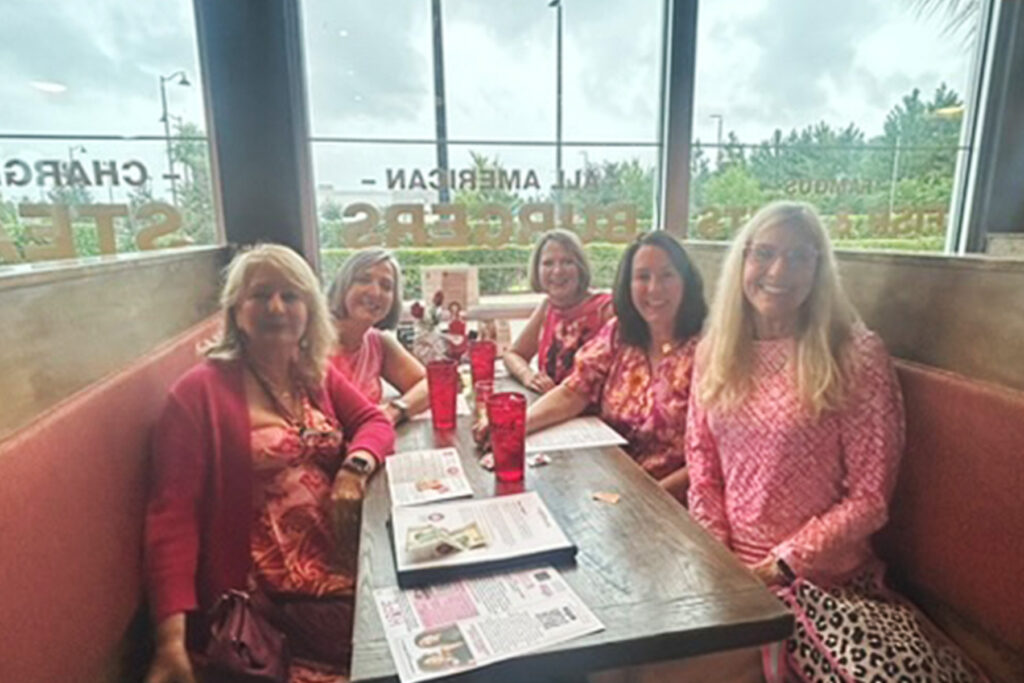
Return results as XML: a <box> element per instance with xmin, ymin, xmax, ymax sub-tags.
<box><xmin>744</xmin><ymin>243</ymin><xmax>819</xmax><ymax>270</ymax></box>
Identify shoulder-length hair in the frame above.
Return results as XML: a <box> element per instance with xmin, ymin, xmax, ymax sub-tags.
<box><xmin>697</xmin><ymin>201</ymin><xmax>859</xmax><ymax>416</ymax></box>
<box><xmin>326</xmin><ymin>248</ymin><xmax>403</xmax><ymax>330</ymax></box>
<box><xmin>613</xmin><ymin>231</ymin><xmax>708</xmax><ymax>348</ymax></box>
<box><xmin>201</xmin><ymin>243</ymin><xmax>335</xmax><ymax>392</ymax></box>
<box><xmin>529</xmin><ymin>229</ymin><xmax>591</xmax><ymax>296</ymax></box>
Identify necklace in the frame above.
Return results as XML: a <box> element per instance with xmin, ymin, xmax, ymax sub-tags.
<box><xmin>247</xmin><ymin>362</ymin><xmax>306</xmax><ymax>428</ymax></box>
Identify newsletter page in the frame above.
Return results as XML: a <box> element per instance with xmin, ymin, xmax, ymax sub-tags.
<box><xmin>373</xmin><ymin>566</ymin><xmax>604</xmax><ymax>682</ymax></box>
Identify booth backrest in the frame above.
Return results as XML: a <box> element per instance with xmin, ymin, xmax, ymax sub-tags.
<box><xmin>877</xmin><ymin>360</ymin><xmax>1024</xmax><ymax>683</ymax></box>
<box><xmin>0</xmin><ymin>317</ymin><xmax>217</xmax><ymax>683</ymax></box>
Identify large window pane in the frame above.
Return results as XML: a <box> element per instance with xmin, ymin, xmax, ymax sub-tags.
<box><xmin>690</xmin><ymin>0</ymin><xmax>983</xmax><ymax>252</ymax></box>
<box><xmin>303</xmin><ymin>0</ymin><xmax>665</xmax><ymax>297</ymax></box>
<box><xmin>0</xmin><ymin>1</ymin><xmax>217</xmax><ymax>269</ymax></box>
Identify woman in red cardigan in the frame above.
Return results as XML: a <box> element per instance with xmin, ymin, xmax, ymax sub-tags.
<box><xmin>144</xmin><ymin>244</ymin><xmax>394</xmax><ymax>683</ymax></box>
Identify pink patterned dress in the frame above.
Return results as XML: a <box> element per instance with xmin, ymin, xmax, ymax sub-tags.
<box><xmin>330</xmin><ymin>328</ymin><xmax>384</xmax><ymax>404</ymax></box>
<box><xmin>537</xmin><ymin>292</ymin><xmax>613</xmax><ymax>384</ymax></box>
<box><xmin>250</xmin><ymin>400</ymin><xmax>351</xmax><ymax>683</ymax></box>
<box><xmin>564</xmin><ymin>318</ymin><xmax>696</xmax><ymax>479</ymax></box>
<box><xmin>687</xmin><ymin>326</ymin><xmax>985</xmax><ymax>682</ymax></box>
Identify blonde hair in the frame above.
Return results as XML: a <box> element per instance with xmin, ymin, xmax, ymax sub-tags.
<box><xmin>529</xmin><ymin>229</ymin><xmax>591</xmax><ymax>296</ymax></box>
<box><xmin>697</xmin><ymin>202</ymin><xmax>859</xmax><ymax>416</ymax></box>
<box><xmin>202</xmin><ymin>243</ymin><xmax>335</xmax><ymax>391</ymax></box>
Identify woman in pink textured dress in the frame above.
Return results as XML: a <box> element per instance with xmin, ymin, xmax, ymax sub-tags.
<box><xmin>687</xmin><ymin>202</ymin><xmax>986</xmax><ymax>682</ymax></box>
<box><xmin>516</xmin><ymin>231</ymin><xmax>707</xmax><ymax>498</ymax></box>
<box><xmin>145</xmin><ymin>245</ymin><xmax>394</xmax><ymax>683</ymax></box>
<box><xmin>328</xmin><ymin>249</ymin><xmax>428</xmax><ymax>426</ymax></box>
<box><xmin>504</xmin><ymin>229</ymin><xmax>614</xmax><ymax>393</ymax></box>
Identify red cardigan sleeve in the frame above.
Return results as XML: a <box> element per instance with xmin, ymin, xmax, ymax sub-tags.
<box><xmin>326</xmin><ymin>366</ymin><xmax>395</xmax><ymax>463</ymax></box>
<box><xmin>144</xmin><ymin>384</ymin><xmax>206</xmax><ymax>623</ymax></box>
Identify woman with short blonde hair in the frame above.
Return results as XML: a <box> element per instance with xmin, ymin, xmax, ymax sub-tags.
<box><xmin>504</xmin><ymin>229</ymin><xmax>613</xmax><ymax>393</ymax></box>
<box><xmin>686</xmin><ymin>202</ymin><xmax>985</xmax><ymax>682</ymax></box>
<box><xmin>327</xmin><ymin>248</ymin><xmax>429</xmax><ymax>425</ymax></box>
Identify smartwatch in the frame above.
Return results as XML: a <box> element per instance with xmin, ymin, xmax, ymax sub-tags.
<box><xmin>389</xmin><ymin>398</ymin><xmax>410</xmax><ymax>425</ymax></box>
<box><xmin>341</xmin><ymin>453</ymin><xmax>376</xmax><ymax>477</ymax></box>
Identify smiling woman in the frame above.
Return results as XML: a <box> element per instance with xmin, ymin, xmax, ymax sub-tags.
<box><xmin>327</xmin><ymin>247</ymin><xmax>430</xmax><ymax>425</ymax></box>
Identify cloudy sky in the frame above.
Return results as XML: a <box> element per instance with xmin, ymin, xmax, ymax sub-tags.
<box><xmin>0</xmin><ymin>0</ymin><xmax>979</xmax><ymax>201</ymax></box>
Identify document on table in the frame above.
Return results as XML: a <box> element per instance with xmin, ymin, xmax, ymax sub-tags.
<box><xmin>391</xmin><ymin>491</ymin><xmax>576</xmax><ymax>586</ymax></box>
<box><xmin>386</xmin><ymin>448</ymin><xmax>474</xmax><ymax>507</ymax></box>
<box><xmin>525</xmin><ymin>416</ymin><xmax>627</xmax><ymax>453</ymax></box>
<box><xmin>373</xmin><ymin>566</ymin><xmax>604</xmax><ymax>683</ymax></box>
<box><xmin>409</xmin><ymin>393</ymin><xmax>472</xmax><ymax>421</ymax></box>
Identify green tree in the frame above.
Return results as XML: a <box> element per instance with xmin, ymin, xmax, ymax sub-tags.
<box><xmin>170</xmin><ymin>121</ymin><xmax>216</xmax><ymax>245</ymax></box>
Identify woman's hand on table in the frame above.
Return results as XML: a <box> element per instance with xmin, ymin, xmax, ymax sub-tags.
<box><xmin>525</xmin><ymin>371</ymin><xmax>556</xmax><ymax>394</ymax></box>
<box><xmin>658</xmin><ymin>466</ymin><xmax>690</xmax><ymax>504</ymax></box>
<box><xmin>750</xmin><ymin>555</ymin><xmax>786</xmax><ymax>587</ymax></box>
<box><xmin>472</xmin><ymin>414</ymin><xmax>490</xmax><ymax>452</ymax></box>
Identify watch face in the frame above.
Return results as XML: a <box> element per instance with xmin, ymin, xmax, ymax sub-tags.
<box><xmin>345</xmin><ymin>456</ymin><xmax>373</xmax><ymax>474</ymax></box>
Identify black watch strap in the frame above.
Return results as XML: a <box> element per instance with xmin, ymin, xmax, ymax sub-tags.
<box><xmin>342</xmin><ymin>454</ymin><xmax>375</xmax><ymax>476</ymax></box>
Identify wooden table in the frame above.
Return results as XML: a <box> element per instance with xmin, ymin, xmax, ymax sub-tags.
<box><xmin>350</xmin><ymin>383</ymin><xmax>793</xmax><ymax>682</ymax></box>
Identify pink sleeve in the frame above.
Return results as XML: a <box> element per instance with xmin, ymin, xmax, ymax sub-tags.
<box><xmin>144</xmin><ymin>389</ymin><xmax>204</xmax><ymax>623</ymax></box>
<box><xmin>773</xmin><ymin>332</ymin><xmax>905</xmax><ymax>576</ymax></box>
<box><xmin>563</xmin><ymin>318</ymin><xmax>618</xmax><ymax>405</ymax></box>
<box><xmin>327</xmin><ymin>366</ymin><xmax>395</xmax><ymax>463</ymax></box>
<box><xmin>685</xmin><ymin>375</ymin><xmax>731</xmax><ymax>547</ymax></box>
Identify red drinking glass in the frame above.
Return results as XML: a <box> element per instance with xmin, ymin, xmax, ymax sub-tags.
<box><xmin>426</xmin><ymin>360</ymin><xmax>458</xmax><ymax>430</ymax></box>
<box><xmin>468</xmin><ymin>339</ymin><xmax>497</xmax><ymax>386</ymax></box>
<box><xmin>487</xmin><ymin>392</ymin><xmax>526</xmax><ymax>483</ymax></box>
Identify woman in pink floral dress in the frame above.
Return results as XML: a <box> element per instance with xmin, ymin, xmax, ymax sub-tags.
<box><xmin>687</xmin><ymin>202</ymin><xmax>986</xmax><ymax>682</ymax></box>
<box><xmin>514</xmin><ymin>231</ymin><xmax>707</xmax><ymax>498</ymax></box>
<box><xmin>504</xmin><ymin>229</ymin><xmax>614</xmax><ymax>393</ymax></box>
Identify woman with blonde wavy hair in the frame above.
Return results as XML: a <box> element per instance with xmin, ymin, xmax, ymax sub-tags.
<box><xmin>685</xmin><ymin>202</ymin><xmax>985</xmax><ymax>682</ymax></box>
<box><xmin>144</xmin><ymin>244</ymin><xmax>394</xmax><ymax>683</ymax></box>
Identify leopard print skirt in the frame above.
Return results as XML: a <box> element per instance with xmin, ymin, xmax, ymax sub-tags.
<box><xmin>774</xmin><ymin>570</ymin><xmax>987</xmax><ymax>683</ymax></box>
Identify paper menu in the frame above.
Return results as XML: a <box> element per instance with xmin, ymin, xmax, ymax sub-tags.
<box><xmin>387</xmin><ymin>448</ymin><xmax>474</xmax><ymax>507</ymax></box>
<box><xmin>391</xmin><ymin>491</ymin><xmax>576</xmax><ymax>586</ymax></box>
<box><xmin>524</xmin><ymin>416</ymin><xmax>627</xmax><ymax>453</ymax></box>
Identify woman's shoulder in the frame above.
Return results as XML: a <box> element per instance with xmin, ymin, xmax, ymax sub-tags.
<box><xmin>169</xmin><ymin>358</ymin><xmax>240</xmax><ymax>396</ymax></box>
<box><xmin>845</xmin><ymin>323</ymin><xmax>889</xmax><ymax>360</ymax></box>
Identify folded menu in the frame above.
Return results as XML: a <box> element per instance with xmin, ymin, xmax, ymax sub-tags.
<box><xmin>390</xmin><ymin>491</ymin><xmax>577</xmax><ymax>587</ymax></box>
<box><xmin>386</xmin><ymin>448</ymin><xmax>474</xmax><ymax>507</ymax></box>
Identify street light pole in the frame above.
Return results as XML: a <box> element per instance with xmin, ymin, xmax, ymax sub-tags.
<box><xmin>159</xmin><ymin>70</ymin><xmax>190</xmax><ymax>205</ymax></box>
<box><xmin>550</xmin><ymin>0</ymin><xmax>563</xmax><ymax>203</ymax></box>
<box><xmin>431</xmin><ymin>0</ymin><xmax>450</xmax><ymax>203</ymax></box>
<box><xmin>710</xmin><ymin>114</ymin><xmax>723</xmax><ymax>166</ymax></box>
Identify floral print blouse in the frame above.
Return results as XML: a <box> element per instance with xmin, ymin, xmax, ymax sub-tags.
<box><xmin>564</xmin><ymin>318</ymin><xmax>697</xmax><ymax>479</ymax></box>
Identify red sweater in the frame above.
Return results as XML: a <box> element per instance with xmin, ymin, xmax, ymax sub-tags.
<box><xmin>144</xmin><ymin>359</ymin><xmax>394</xmax><ymax>624</ymax></box>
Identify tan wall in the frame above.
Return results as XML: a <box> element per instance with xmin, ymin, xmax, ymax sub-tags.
<box><xmin>685</xmin><ymin>242</ymin><xmax>1024</xmax><ymax>392</ymax></box>
<box><xmin>0</xmin><ymin>247</ymin><xmax>225</xmax><ymax>441</ymax></box>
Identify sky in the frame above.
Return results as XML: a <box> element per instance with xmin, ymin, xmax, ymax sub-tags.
<box><xmin>0</xmin><ymin>0</ymin><xmax>981</xmax><ymax>202</ymax></box>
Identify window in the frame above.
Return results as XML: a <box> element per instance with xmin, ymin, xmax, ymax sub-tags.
<box><xmin>303</xmin><ymin>0</ymin><xmax>665</xmax><ymax>299</ymax></box>
<box><xmin>690</xmin><ymin>0</ymin><xmax>985</xmax><ymax>252</ymax></box>
<box><xmin>0</xmin><ymin>1</ymin><xmax>218</xmax><ymax>269</ymax></box>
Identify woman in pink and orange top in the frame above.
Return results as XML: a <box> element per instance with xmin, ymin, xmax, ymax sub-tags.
<box><xmin>686</xmin><ymin>202</ymin><xmax>985</xmax><ymax>682</ymax></box>
<box><xmin>515</xmin><ymin>231</ymin><xmax>707</xmax><ymax>497</ymax></box>
<box><xmin>503</xmin><ymin>229</ymin><xmax>614</xmax><ymax>393</ymax></box>
<box><xmin>327</xmin><ymin>248</ymin><xmax>429</xmax><ymax>426</ymax></box>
